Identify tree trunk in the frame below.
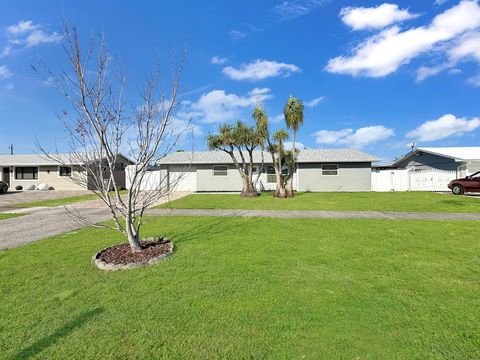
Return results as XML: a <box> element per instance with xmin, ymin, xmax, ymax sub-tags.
<box><xmin>240</xmin><ymin>176</ymin><xmax>259</xmax><ymax>197</ymax></box>
<box><xmin>275</xmin><ymin>183</ymin><xmax>287</xmax><ymax>198</ymax></box>
<box><xmin>126</xmin><ymin>215</ymin><xmax>143</xmax><ymax>252</ymax></box>
<box><xmin>273</xmin><ymin>158</ymin><xmax>288</xmax><ymax>198</ymax></box>
<box><xmin>286</xmin><ymin>132</ymin><xmax>296</xmax><ymax>198</ymax></box>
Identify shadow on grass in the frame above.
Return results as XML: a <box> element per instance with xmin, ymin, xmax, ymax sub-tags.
<box><xmin>167</xmin><ymin>216</ymin><xmax>249</xmax><ymax>249</ymax></box>
<box><xmin>12</xmin><ymin>307</ymin><xmax>104</xmax><ymax>359</ymax></box>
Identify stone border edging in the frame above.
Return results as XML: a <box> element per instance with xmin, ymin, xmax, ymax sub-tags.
<box><xmin>93</xmin><ymin>239</ymin><xmax>174</xmax><ymax>271</ymax></box>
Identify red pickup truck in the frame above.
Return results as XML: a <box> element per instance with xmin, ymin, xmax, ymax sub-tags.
<box><xmin>448</xmin><ymin>171</ymin><xmax>480</xmax><ymax>195</ymax></box>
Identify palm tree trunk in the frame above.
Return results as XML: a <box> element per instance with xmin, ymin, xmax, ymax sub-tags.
<box><xmin>286</xmin><ymin>131</ymin><xmax>296</xmax><ymax>198</ymax></box>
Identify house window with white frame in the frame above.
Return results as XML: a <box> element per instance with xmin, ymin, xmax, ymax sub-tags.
<box><xmin>266</xmin><ymin>166</ymin><xmax>276</xmax><ymax>183</ymax></box>
<box><xmin>321</xmin><ymin>164</ymin><xmax>338</xmax><ymax>175</ymax></box>
<box><xmin>59</xmin><ymin>166</ymin><xmax>72</xmax><ymax>177</ymax></box>
<box><xmin>213</xmin><ymin>165</ymin><xmax>228</xmax><ymax>176</ymax></box>
<box><xmin>15</xmin><ymin>167</ymin><xmax>38</xmax><ymax>180</ymax></box>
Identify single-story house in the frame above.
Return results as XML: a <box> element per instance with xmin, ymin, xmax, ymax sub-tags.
<box><xmin>155</xmin><ymin>149</ymin><xmax>379</xmax><ymax>192</ymax></box>
<box><xmin>0</xmin><ymin>153</ymin><xmax>133</xmax><ymax>191</ymax></box>
<box><xmin>386</xmin><ymin>147</ymin><xmax>480</xmax><ymax>177</ymax></box>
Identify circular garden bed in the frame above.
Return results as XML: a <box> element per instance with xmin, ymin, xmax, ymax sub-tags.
<box><xmin>93</xmin><ymin>238</ymin><xmax>173</xmax><ymax>271</ymax></box>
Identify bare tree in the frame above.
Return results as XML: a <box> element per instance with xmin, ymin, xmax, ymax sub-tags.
<box><xmin>34</xmin><ymin>24</ymin><xmax>188</xmax><ymax>252</ymax></box>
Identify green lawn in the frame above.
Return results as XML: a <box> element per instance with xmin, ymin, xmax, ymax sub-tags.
<box><xmin>0</xmin><ymin>212</ymin><xmax>23</xmax><ymax>220</ymax></box>
<box><xmin>160</xmin><ymin>192</ymin><xmax>480</xmax><ymax>213</ymax></box>
<box><xmin>1</xmin><ymin>216</ymin><xmax>479</xmax><ymax>358</ymax></box>
<box><xmin>14</xmin><ymin>191</ymin><xmax>127</xmax><ymax>208</ymax></box>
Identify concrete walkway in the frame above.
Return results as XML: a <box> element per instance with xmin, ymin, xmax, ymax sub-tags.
<box><xmin>1</xmin><ymin>205</ymin><xmax>479</xmax><ymax>251</ymax></box>
<box><xmin>149</xmin><ymin>208</ymin><xmax>480</xmax><ymax>221</ymax></box>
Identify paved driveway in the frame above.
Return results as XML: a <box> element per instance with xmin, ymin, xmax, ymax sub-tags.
<box><xmin>0</xmin><ymin>192</ymin><xmax>190</xmax><ymax>250</ymax></box>
<box><xmin>0</xmin><ymin>190</ymin><xmax>91</xmax><ymax>209</ymax></box>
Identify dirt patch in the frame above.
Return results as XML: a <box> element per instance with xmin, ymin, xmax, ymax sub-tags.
<box><xmin>94</xmin><ymin>238</ymin><xmax>173</xmax><ymax>270</ymax></box>
<box><xmin>99</xmin><ymin>238</ymin><xmax>171</xmax><ymax>264</ymax></box>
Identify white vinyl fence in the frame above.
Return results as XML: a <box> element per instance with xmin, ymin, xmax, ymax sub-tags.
<box><xmin>372</xmin><ymin>169</ymin><xmax>457</xmax><ymax>192</ymax></box>
<box><xmin>125</xmin><ymin>166</ymin><xmax>167</xmax><ymax>191</ymax></box>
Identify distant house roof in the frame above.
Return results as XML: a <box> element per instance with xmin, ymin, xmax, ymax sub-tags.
<box><xmin>416</xmin><ymin>147</ymin><xmax>480</xmax><ymax>161</ymax></box>
<box><xmin>157</xmin><ymin>149</ymin><xmax>379</xmax><ymax>165</ymax></box>
<box><xmin>0</xmin><ymin>153</ymin><xmax>134</xmax><ymax>166</ymax></box>
<box><xmin>391</xmin><ymin>147</ymin><xmax>480</xmax><ymax>167</ymax></box>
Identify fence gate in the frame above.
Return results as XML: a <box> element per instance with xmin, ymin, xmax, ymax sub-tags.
<box><xmin>372</xmin><ymin>169</ymin><xmax>457</xmax><ymax>192</ymax></box>
<box><xmin>408</xmin><ymin>169</ymin><xmax>457</xmax><ymax>192</ymax></box>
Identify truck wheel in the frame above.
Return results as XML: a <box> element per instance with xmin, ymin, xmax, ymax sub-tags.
<box><xmin>451</xmin><ymin>184</ymin><xmax>464</xmax><ymax>195</ymax></box>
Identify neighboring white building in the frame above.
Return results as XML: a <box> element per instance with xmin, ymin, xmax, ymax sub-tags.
<box><xmin>0</xmin><ymin>153</ymin><xmax>133</xmax><ymax>191</ymax></box>
<box><xmin>372</xmin><ymin>147</ymin><xmax>480</xmax><ymax>192</ymax></box>
<box><xmin>389</xmin><ymin>147</ymin><xmax>480</xmax><ymax>176</ymax></box>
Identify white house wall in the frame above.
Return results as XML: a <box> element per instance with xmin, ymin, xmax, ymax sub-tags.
<box><xmin>168</xmin><ymin>165</ymin><xmax>197</xmax><ymax>192</ymax></box>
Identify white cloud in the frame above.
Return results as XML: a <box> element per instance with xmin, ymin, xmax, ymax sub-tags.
<box><xmin>449</xmin><ymin>31</ymin><xmax>480</xmax><ymax>62</ymax></box>
<box><xmin>326</xmin><ymin>0</ymin><xmax>480</xmax><ymax>77</ymax></box>
<box><xmin>271</xmin><ymin>114</ymin><xmax>285</xmax><ymax>123</ymax></box>
<box><xmin>416</xmin><ymin>31</ymin><xmax>480</xmax><ymax>81</ymax></box>
<box><xmin>435</xmin><ymin>0</ymin><xmax>449</xmax><ymax>5</ymax></box>
<box><xmin>2</xmin><ymin>20</ymin><xmax>62</xmax><ymax>56</ymax></box>
<box><xmin>178</xmin><ymin>88</ymin><xmax>273</xmax><ymax>124</ymax></box>
<box><xmin>0</xmin><ymin>65</ymin><xmax>13</xmax><ymax>79</ymax></box>
<box><xmin>229</xmin><ymin>30</ymin><xmax>246</xmax><ymax>41</ymax></box>
<box><xmin>416</xmin><ymin>64</ymin><xmax>450</xmax><ymax>81</ymax></box>
<box><xmin>171</xmin><ymin>117</ymin><xmax>203</xmax><ymax>137</ymax></box>
<box><xmin>22</xmin><ymin>29</ymin><xmax>62</xmax><ymax>47</ymax></box>
<box><xmin>273</xmin><ymin>0</ymin><xmax>327</xmax><ymax>20</ymax></box>
<box><xmin>0</xmin><ymin>45</ymin><xmax>13</xmax><ymax>58</ymax></box>
<box><xmin>313</xmin><ymin>125</ymin><xmax>394</xmax><ymax>148</ymax></box>
<box><xmin>284</xmin><ymin>141</ymin><xmax>306</xmax><ymax>150</ymax></box>
<box><xmin>222</xmin><ymin>59</ymin><xmax>301</xmax><ymax>81</ymax></box>
<box><xmin>305</xmin><ymin>96</ymin><xmax>325</xmax><ymax>107</ymax></box>
<box><xmin>6</xmin><ymin>20</ymin><xmax>39</xmax><ymax>35</ymax></box>
<box><xmin>467</xmin><ymin>73</ymin><xmax>480</xmax><ymax>86</ymax></box>
<box><xmin>340</xmin><ymin>3</ymin><xmax>419</xmax><ymax>31</ymax></box>
<box><xmin>407</xmin><ymin>114</ymin><xmax>480</xmax><ymax>141</ymax></box>
<box><xmin>211</xmin><ymin>56</ymin><xmax>227</xmax><ymax>65</ymax></box>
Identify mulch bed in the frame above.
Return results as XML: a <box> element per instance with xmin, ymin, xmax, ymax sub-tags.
<box><xmin>98</xmin><ymin>238</ymin><xmax>171</xmax><ymax>265</ymax></box>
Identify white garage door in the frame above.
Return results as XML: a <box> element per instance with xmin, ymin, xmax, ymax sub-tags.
<box><xmin>169</xmin><ymin>167</ymin><xmax>197</xmax><ymax>191</ymax></box>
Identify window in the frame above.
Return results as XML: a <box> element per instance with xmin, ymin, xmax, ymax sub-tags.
<box><xmin>213</xmin><ymin>165</ymin><xmax>228</xmax><ymax>176</ymax></box>
<box><xmin>322</xmin><ymin>164</ymin><xmax>338</xmax><ymax>176</ymax></box>
<box><xmin>59</xmin><ymin>166</ymin><xmax>72</xmax><ymax>177</ymax></box>
<box><xmin>15</xmin><ymin>167</ymin><xmax>38</xmax><ymax>180</ymax></box>
<box><xmin>266</xmin><ymin>166</ymin><xmax>276</xmax><ymax>183</ymax></box>
<box><xmin>114</xmin><ymin>162</ymin><xmax>125</xmax><ymax>171</ymax></box>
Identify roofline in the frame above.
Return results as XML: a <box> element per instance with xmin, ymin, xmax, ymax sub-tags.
<box><xmin>158</xmin><ymin>159</ymin><xmax>379</xmax><ymax>165</ymax></box>
<box><xmin>0</xmin><ymin>152</ymin><xmax>134</xmax><ymax>166</ymax></box>
<box><xmin>391</xmin><ymin>148</ymin><xmax>468</xmax><ymax>167</ymax></box>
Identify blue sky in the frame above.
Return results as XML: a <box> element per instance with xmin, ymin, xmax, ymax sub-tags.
<box><xmin>1</xmin><ymin>0</ymin><xmax>480</xmax><ymax>163</ymax></box>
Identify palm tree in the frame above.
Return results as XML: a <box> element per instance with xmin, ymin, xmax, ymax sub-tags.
<box><xmin>284</xmin><ymin>96</ymin><xmax>304</xmax><ymax>197</ymax></box>
<box><xmin>252</xmin><ymin>105</ymin><xmax>269</xmax><ymax>189</ymax></box>
<box><xmin>207</xmin><ymin>121</ymin><xmax>260</xmax><ymax>197</ymax></box>
<box><xmin>272</xmin><ymin>129</ymin><xmax>289</xmax><ymax>198</ymax></box>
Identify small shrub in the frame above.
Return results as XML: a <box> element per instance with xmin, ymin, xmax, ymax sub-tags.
<box><xmin>15</xmin><ymin>185</ymin><xmax>23</xmax><ymax>191</ymax></box>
